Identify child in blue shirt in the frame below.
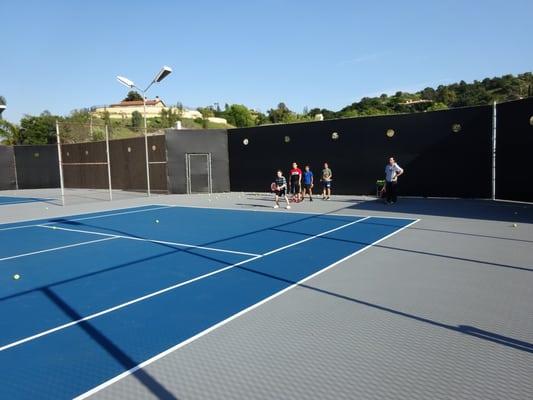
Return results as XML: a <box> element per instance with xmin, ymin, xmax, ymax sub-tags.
<box><xmin>302</xmin><ymin>165</ymin><xmax>314</xmax><ymax>202</ymax></box>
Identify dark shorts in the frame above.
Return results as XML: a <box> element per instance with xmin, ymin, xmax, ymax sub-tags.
<box><xmin>276</xmin><ymin>188</ymin><xmax>286</xmax><ymax>196</ymax></box>
<box><xmin>290</xmin><ymin>183</ymin><xmax>300</xmax><ymax>194</ymax></box>
<box><xmin>323</xmin><ymin>181</ymin><xmax>332</xmax><ymax>189</ymax></box>
<box><xmin>303</xmin><ymin>183</ymin><xmax>312</xmax><ymax>190</ymax></box>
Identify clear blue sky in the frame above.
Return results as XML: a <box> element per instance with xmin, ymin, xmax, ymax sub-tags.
<box><xmin>2</xmin><ymin>0</ymin><xmax>532</xmax><ymax>122</ymax></box>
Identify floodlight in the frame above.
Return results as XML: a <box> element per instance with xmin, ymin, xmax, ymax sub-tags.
<box><xmin>116</xmin><ymin>76</ymin><xmax>136</xmax><ymax>88</ymax></box>
<box><xmin>153</xmin><ymin>66</ymin><xmax>172</xmax><ymax>83</ymax></box>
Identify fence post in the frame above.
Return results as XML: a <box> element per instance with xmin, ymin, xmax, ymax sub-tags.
<box><xmin>105</xmin><ymin>125</ymin><xmax>113</xmax><ymax>201</ymax></box>
<box><xmin>55</xmin><ymin>121</ymin><xmax>65</xmax><ymax>206</ymax></box>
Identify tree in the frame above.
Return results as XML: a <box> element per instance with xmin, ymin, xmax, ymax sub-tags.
<box><xmin>132</xmin><ymin>110</ymin><xmax>143</xmax><ymax>128</ymax></box>
<box><xmin>123</xmin><ymin>91</ymin><xmax>143</xmax><ymax>102</ymax></box>
<box><xmin>197</xmin><ymin>107</ymin><xmax>215</xmax><ymax>119</ymax></box>
<box><xmin>0</xmin><ymin>120</ymin><xmax>21</xmax><ymax>145</ymax></box>
<box><xmin>426</xmin><ymin>102</ymin><xmax>448</xmax><ymax>112</ymax></box>
<box><xmin>225</xmin><ymin>104</ymin><xmax>255</xmax><ymax>127</ymax></box>
<box><xmin>254</xmin><ymin>111</ymin><xmax>269</xmax><ymax>125</ymax></box>
<box><xmin>18</xmin><ymin>112</ymin><xmax>60</xmax><ymax>144</ymax></box>
<box><xmin>267</xmin><ymin>102</ymin><xmax>294</xmax><ymax>123</ymax></box>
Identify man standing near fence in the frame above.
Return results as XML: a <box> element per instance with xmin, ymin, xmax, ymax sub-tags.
<box><xmin>384</xmin><ymin>157</ymin><xmax>404</xmax><ymax>204</ymax></box>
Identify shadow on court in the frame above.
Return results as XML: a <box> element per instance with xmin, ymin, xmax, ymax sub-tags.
<box><xmin>229</xmin><ymin>262</ymin><xmax>533</xmax><ymax>354</ymax></box>
<box><xmin>346</xmin><ymin>197</ymin><xmax>533</xmax><ymax>223</ymax></box>
<box><xmin>43</xmin><ymin>287</ymin><xmax>179</xmax><ymax>399</ymax></box>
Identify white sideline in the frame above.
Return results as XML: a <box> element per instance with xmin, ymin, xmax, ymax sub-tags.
<box><xmin>37</xmin><ymin>225</ymin><xmax>260</xmax><ymax>258</ymax></box>
<box><xmin>0</xmin><ymin>237</ymin><xmax>118</xmax><ymax>262</ymax></box>
<box><xmin>74</xmin><ymin>217</ymin><xmax>420</xmax><ymax>400</ymax></box>
<box><xmin>0</xmin><ymin>205</ymin><xmax>172</xmax><ymax>232</ymax></box>
<box><xmin>0</xmin><ymin>216</ymin><xmax>368</xmax><ymax>353</ymax></box>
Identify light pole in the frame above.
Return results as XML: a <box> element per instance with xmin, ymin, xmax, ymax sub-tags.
<box><xmin>117</xmin><ymin>66</ymin><xmax>172</xmax><ymax>196</ymax></box>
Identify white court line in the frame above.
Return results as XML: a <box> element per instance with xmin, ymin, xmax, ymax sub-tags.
<box><xmin>74</xmin><ymin>217</ymin><xmax>420</xmax><ymax>400</ymax></box>
<box><xmin>0</xmin><ymin>216</ymin><xmax>370</xmax><ymax>353</ymax></box>
<box><xmin>37</xmin><ymin>225</ymin><xmax>260</xmax><ymax>258</ymax></box>
<box><xmin>0</xmin><ymin>200</ymin><xmax>49</xmax><ymax>205</ymax></box>
<box><xmin>153</xmin><ymin>202</ymin><xmax>418</xmax><ymax>221</ymax></box>
<box><xmin>0</xmin><ymin>205</ymin><xmax>172</xmax><ymax>232</ymax></box>
<box><xmin>0</xmin><ymin>237</ymin><xmax>118</xmax><ymax>262</ymax></box>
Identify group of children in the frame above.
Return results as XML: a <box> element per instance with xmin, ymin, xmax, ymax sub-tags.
<box><xmin>272</xmin><ymin>157</ymin><xmax>404</xmax><ymax>209</ymax></box>
<box><xmin>273</xmin><ymin>162</ymin><xmax>333</xmax><ymax>209</ymax></box>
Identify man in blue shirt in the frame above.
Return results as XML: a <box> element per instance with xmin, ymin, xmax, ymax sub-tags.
<box><xmin>302</xmin><ymin>165</ymin><xmax>314</xmax><ymax>202</ymax></box>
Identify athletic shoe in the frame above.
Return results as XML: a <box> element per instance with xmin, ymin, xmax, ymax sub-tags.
<box><xmin>286</xmin><ymin>205</ymin><xmax>291</xmax><ymax>209</ymax></box>
<box><xmin>310</xmin><ymin>198</ymin><xmax>313</xmax><ymax>202</ymax></box>
<box><xmin>326</xmin><ymin>197</ymin><xmax>331</xmax><ymax>200</ymax></box>
<box><xmin>274</xmin><ymin>204</ymin><xmax>279</xmax><ymax>209</ymax></box>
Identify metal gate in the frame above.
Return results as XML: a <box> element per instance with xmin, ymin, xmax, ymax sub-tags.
<box><xmin>186</xmin><ymin>153</ymin><xmax>212</xmax><ymax>194</ymax></box>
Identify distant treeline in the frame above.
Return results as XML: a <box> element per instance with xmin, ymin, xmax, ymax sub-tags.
<box><xmin>1</xmin><ymin>72</ymin><xmax>532</xmax><ymax>144</ymax></box>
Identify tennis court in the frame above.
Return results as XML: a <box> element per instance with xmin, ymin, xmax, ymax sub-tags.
<box><xmin>0</xmin><ymin>195</ymin><xmax>51</xmax><ymax>205</ymax></box>
<box><xmin>0</xmin><ymin>203</ymin><xmax>416</xmax><ymax>399</ymax></box>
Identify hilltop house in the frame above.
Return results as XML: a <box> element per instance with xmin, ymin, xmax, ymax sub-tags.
<box><xmin>92</xmin><ymin>97</ymin><xmax>203</xmax><ymax>120</ymax></box>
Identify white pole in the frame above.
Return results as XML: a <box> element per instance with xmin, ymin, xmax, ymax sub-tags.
<box><xmin>143</xmin><ymin>92</ymin><xmax>151</xmax><ymax>197</ymax></box>
<box><xmin>105</xmin><ymin>124</ymin><xmax>113</xmax><ymax>201</ymax></box>
<box><xmin>55</xmin><ymin>121</ymin><xmax>65</xmax><ymax>206</ymax></box>
<box><xmin>90</xmin><ymin>115</ymin><xmax>94</xmax><ymax>140</ymax></box>
<box><xmin>492</xmin><ymin>101</ymin><xmax>497</xmax><ymax>200</ymax></box>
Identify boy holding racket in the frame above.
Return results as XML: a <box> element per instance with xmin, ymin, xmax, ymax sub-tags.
<box><xmin>273</xmin><ymin>170</ymin><xmax>290</xmax><ymax>209</ymax></box>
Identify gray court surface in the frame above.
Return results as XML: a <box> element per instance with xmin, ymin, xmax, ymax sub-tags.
<box><xmin>1</xmin><ymin>190</ymin><xmax>532</xmax><ymax>400</ymax></box>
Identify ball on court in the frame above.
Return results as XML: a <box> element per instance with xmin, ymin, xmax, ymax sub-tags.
<box><xmin>512</xmin><ymin>223</ymin><xmax>517</xmax><ymax>227</ymax></box>
<box><xmin>52</xmin><ymin>226</ymin><xmax>57</xmax><ymax>230</ymax></box>
<box><xmin>155</xmin><ymin>219</ymin><xmax>159</xmax><ymax>224</ymax></box>
<box><xmin>13</xmin><ymin>274</ymin><xmax>20</xmax><ymax>280</ymax></box>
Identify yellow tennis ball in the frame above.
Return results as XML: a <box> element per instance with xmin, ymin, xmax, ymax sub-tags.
<box><xmin>512</xmin><ymin>223</ymin><xmax>517</xmax><ymax>227</ymax></box>
<box><xmin>13</xmin><ymin>274</ymin><xmax>20</xmax><ymax>280</ymax></box>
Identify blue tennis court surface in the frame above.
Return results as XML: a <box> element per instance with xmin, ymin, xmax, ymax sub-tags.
<box><xmin>0</xmin><ymin>204</ymin><xmax>416</xmax><ymax>399</ymax></box>
<box><xmin>0</xmin><ymin>195</ymin><xmax>51</xmax><ymax>205</ymax></box>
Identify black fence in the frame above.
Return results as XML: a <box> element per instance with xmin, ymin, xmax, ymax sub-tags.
<box><xmin>14</xmin><ymin>145</ymin><xmax>60</xmax><ymax>189</ymax></box>
<box><xmin>228</xmin><ymin>105</ymin><xmax>493</xmax><ymax>198</ymax></box>
<box><xmin>0</xmin><ymin>146</ymin><xmax>16</xmax><ymax>190</ymax></box>
<box><xmin>495</xmin><ymin>97</ymin><xmax>533</xmax><ymax>202</ymax></box>
<box><xmin>1</xmin><ymin>136</ymin><xmax>168</xmax><ymax>193</ymax></box>
<box><xmin>1</xmin><ymin>98</ymin><xmax>532</xmax><ymax>201</ymax></box>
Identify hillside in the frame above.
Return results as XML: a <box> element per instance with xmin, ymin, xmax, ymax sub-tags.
<box><xmin>309</xmin><ymin>72</ymin><xmax>533</xmax><ymax>120</ymax></box>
